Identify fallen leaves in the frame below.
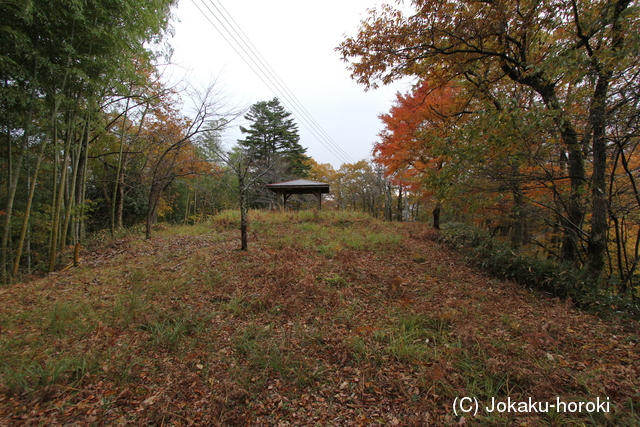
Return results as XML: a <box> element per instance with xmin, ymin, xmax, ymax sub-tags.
<box><xmin>1</xmin><ymin>215</ymin><xmax>639</xmax><ymax>426</ymax></box>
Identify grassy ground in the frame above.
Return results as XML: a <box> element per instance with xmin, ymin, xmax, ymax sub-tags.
<box><xmin>0</xmin><ymin>210</ymin><xmax>638</xmax><ymax>426</ymax></box>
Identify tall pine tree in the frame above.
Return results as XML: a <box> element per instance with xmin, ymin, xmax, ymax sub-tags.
<box><xmin>238</xmin><ymin>98</ymin><xmax>310</xmax><ymax>178</ymax></box>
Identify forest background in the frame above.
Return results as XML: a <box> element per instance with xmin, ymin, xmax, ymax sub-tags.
<box><xmin>1</xmin><ymin>0</ymin><xmax>640</xmax><ymax>309</ymax></box>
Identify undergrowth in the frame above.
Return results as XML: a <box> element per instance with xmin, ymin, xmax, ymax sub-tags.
<box><xmin>437</xmin><ymin>222</ymin><xmax>640</xmax><ymax>321</ymax></box>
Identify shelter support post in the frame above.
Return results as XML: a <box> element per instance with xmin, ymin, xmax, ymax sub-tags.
<box><xmin>283</xmin><ymin>193</ymin><xmax>292</xmax><ymax>208</ymax></box>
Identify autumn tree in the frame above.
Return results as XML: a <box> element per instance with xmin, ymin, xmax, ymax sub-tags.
<box><xmin>339</xmin><ymin>0</ymin><xmax>640</xmax><ymax>279</ymax></box>
<box><xmin>375</xmin><ymin>81</ymin><xmax>464</xmax><ymax>228</ymax></box>
<box><xmin>331</xmin><ymin>161</ymin><xmax>393</xmax><ymax>218</ymax></box>
<box><xmin>135</xmin><ymin>82</ymin><xmax>236</xmax><ymax>239</ymax></box>
<box><xmin>603</xmin><ymin>93</ymin><xmax>640</xmax><ymax>291</ymax></box>
<box><xmin>306</xmin><ymin>159</ymin><xmax>337</xmax><ymax>186</ymax></box>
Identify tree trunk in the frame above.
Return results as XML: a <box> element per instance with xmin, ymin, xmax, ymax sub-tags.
<box><xmin>433</xmin><ymin>204</ymin><xmax>441</xmax><ymax>230</ymax></box>
<box><xmin>511</xmin><ymin>175</ymin><xmax>524</xmax><ymax>248</ymax></box>
<box><xmin>583</xmin><ymin>0</ymin><xmax>629</xmax><ymax>279</ymax></box>
<box><xmin>76</xmin><ymin>117</ymin><xmax>90</xmax><ymax>242</ymax></box>
<box><xmin>115</xmin><ymin>152</ymin><xmax>127</xmax><ymax>229</ymax></box>
<box><xmin>48</xmin><ymin>116</ymin><xmax>73</xmax><ymax>272</ymax></box>
<box><xmin>585</xmin><ymin>72</ymin><xmax>612</xmax><ymax>280</ymax></box>
<box><xmin>146</xmin><ymin>184</ymin><xmax>159</xmax><ymax>239</ymax></box>
<box><xmin>61</xmin><ymin>114</ymin><xmax>82</xmax><ymax>250</ymax></box>
<box><xmin>1</xmin><ymin>102</ymin><xmax>33</xmax><ymax>284</ymax></box>
<box><xmin>239</xmin><ymin>175</ymin><xmax>248</xmax><ymax>251</ymax></box>
<box><xmin>1</xmin><ymin>141</ymin><xmax>26</xmax><ymax>284</ymax></box>
<box><xmin>12</xmin><ymin>133</ymin><xmax>48</xmax><ymax>277</ymax></box>
<box><xmin>503</xmin><ymin>65</ymin><xmax>586</xmax><ymax>264</ymax></box>
<box><xmin>111</xmin><ymin>97</ymin><xmax>130</xmax><ymax>236</ymax></box>
<box><xmin>184</xmin><ymin>192</ymin><xmax>191</xmax><ymax>225</ymax></box>
<box><xmin>397</xmin><ymin>186</ymin><xmax>403</xmax><ymax>222</ymax></box>
<box><xmin>545</xmin><ymin>93</ymin><xmax>586</xmax><ymax>264</ymax></box>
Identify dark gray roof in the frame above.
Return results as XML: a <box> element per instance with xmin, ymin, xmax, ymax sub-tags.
<box><xmin>265</xmin><ymin>179</ymin><xmax>330</xmax><ymax>194</ymax></box>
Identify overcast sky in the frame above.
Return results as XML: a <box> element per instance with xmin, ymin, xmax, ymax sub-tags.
<box><xmin>167</xmin><ymin>0</ymin><xmax>413</xmax><ymax>168</ymax></box>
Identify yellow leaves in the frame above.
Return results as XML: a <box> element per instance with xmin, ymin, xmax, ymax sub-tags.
<box><xmin>156</xmin><ymin>195</ymin><xmax>174</xmax><ymax>219</ymax></box>
<box><xmin>305</xmin><ymin>158</ymin><xmax>337</xmax><ymax>183</ymax></box>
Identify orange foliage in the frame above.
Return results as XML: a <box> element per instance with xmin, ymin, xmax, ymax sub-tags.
<box><xmin>139</xmin><ymin>92</ymin><xmax>212</xmax><ymax>184</ymax></box>
<box><xmin>374</xmin><ymin>80</ymin><xmax>460</xmax><ymax>192</ymax></box>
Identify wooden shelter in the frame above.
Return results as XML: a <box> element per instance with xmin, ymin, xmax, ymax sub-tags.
<box><xmin>265</xmin><ymin>179</ymin><xmax>330</xmax><ymax>210</ymax></box>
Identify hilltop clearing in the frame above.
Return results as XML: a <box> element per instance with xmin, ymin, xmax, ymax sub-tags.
<box><xmin>1</xmin><ymin>211</ymin><xmax>638</xmax><ymax>426</ymax></box>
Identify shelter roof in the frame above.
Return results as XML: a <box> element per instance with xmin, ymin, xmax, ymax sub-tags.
<box><xmin>265</xmin><ymin>179</ymin><xmax>330</xmax><ymax>194</ymax></box>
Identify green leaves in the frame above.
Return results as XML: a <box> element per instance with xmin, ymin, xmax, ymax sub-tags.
<box><xmin>239</xmin><ymin>97</ymin><xmax>310</xmax><ymax>179</ymax></box>
<box><xmin>1</xmin><ymin>0</ymin><xmax>177</xmax><ymax>278</ymax></box>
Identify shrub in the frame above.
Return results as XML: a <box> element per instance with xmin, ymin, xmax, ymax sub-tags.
<box><xmin>438</xmin><ymin>223</ymin><xmax>640</xmax><ymax>320</ymax></box>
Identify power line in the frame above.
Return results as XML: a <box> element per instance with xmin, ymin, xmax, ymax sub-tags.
<box><xmin>201</xmin><ymin>0</ymin><xmax>354</xmax><ymax>164</ymax></box>
<box><xmin>190</xmin><ymin>0</ymin><xmax>355</xmax><ymax>165</ymax></box>
<box><xmin>196</xmin><ymin>0</ymin><xmax>354</xmax><ymax>164</ymax></box>
<box><xmin>210</xmin><ymin>0</ymin><xmax>355</xmax><ymax>163</ymax></box>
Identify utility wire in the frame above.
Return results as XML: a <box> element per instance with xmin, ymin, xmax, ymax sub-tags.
<box><xmin>198</xmin><ymin>0</ymin><xmax>353</xmax><ymax>164</ymax></box>
<box><xmin>210</xmin><ymin>0</ymin><xmax>355</xmax><ymax>163</ymax></box>
<box><xmin>202</xmin><ymin>0</ymin><xmax>354</xmax><ymax>164</ymax></box>
<box><xmin>191</xmin><ymin>0</ymin><xmax>355</xmax><ymax>165</ymax></box>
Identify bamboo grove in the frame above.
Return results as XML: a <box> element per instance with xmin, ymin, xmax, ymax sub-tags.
<box><xmin>339</xmin><ymin>0</ymin><xmax>640</xmax><ymax>291</ymax></box>
<box><xmin>0</xmin><ymin>0</ymin><xmax>206</xmax><ymax>283</ymax></box>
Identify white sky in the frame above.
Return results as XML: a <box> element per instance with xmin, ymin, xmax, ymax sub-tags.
<box><xmin>167</xmin><ymin>0</ymin><xmax>413</xmax><ymax>168</ymax></box>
